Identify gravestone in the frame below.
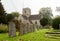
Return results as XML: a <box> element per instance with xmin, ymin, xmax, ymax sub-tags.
<box><xmin>24</xmin><ymin>23</ymin><xmax>29</xmax><ymax>34</ymax></box>
<box><xmin>37</xmin><ymin>25</ymin><xmax>40</xmax><ymax>30</ymax></box>
<box><xmin>30</xmin><ymin>24</ymin><xmax>34</xmax><ymax>32</ymax></box>
<box><xmin>30</xmin><ymin>24</ymin><xmax>32</xmax><ymax>32</ymax></box>
<box><xmin>26</xmin><ymin>24</ymin><xmax>29</xmax><ymax>33</ymax></box>
<box><xmin>8</xmin><ymin>22</ymin><xmax>16</xmax><ymax>37</ymax></box>
<box><xmin>32</xmin><ymin>24</ymin><xmax>35</xmax><ymax>32</ymax></box>
<box><xmin>19</xmin><ymin>23</ymin><xmax>24</xmax><ymax>35</ymax></box>
<box><xmin>23</xmin><ymin>24</ymin><xmax>27</xmax><ymax>34</ymax></box>
<box><xmin>26</xmin><ymin>24</ymin><xmax>30</xmax><ymax>33</ymax></box>
<box><xmin>59</xmin><ymin>24</ymin><xmax>60</xmax><ymax>29</ymax></box>
<box><xmin>27</xmin><ymin>24</ymin><xmax>31</xmax><ymax>33</ymax></box>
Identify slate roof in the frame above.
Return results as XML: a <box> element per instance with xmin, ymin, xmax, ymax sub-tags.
<box><xmin>22</xmin><ymin>14</ymin><xmax>41</xmax><ymax>20</ymax></box>
<box><xmin>29</xmin><ymin>15</ymin><xmax>41</xmax><ymax>20</ymax></box>
<box><xmin>22</xmin><ymin>15</ymin><xmax>28</xmax><ymax>20</ymax></box>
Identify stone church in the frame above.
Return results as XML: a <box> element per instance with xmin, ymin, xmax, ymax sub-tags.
<box><xmin>8</xmin><ymin>7</ymin><xmax>42</xmax><ymax>37</ymax></box>
<box><xmin>18</xmin><ymin>7</ymin><xmax>41</xmax><ymax>26</ymax></box>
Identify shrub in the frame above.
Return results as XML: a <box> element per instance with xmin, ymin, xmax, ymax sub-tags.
<box><xmin>40</xmin><ymin>18</ymin><xmax>49</xmax><ymax>26</ymax></box>
<box><xmin>0</xmin><ymin>24</ymin><xmax>8</xmax><ymax>33</ymax></box>
<box><xmin>52</xmin><ymin>16</ymin><xmax>60</xmax><ymax>29</ymax></box>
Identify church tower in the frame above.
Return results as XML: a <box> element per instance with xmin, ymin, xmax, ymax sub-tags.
<box><xmin>22</xmin><ymin>7</ymin><xmax>31</xmax><ymax>17</ymax></box>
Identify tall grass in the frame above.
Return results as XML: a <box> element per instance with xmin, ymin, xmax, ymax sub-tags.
<box><xmin>0</xmin><ymin>24</ymin><xmax>8</xmax><ymax>33</ymax></box>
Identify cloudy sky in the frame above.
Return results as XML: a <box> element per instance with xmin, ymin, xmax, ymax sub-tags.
<box><xmin>1</xmin><ymin>0</ymin><xmax>60</xmax><ymax>17</ymax></box>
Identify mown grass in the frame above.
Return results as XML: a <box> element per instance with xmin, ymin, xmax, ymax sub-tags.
<box><xmin>0</xmin><ymin>29</ymin><xmax>60</xmax><ymax>41</ymax></box>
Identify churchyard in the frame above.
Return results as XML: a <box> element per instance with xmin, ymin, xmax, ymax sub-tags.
<box><xmin>0</xmin><ymin>28</ymin><xmax>60</xmax><ymax>41</ymax></box>
<box><xmin>0</xmin><ymin>13</ymin><xmax>60</xmax><ymax>41</ymax></box>
<box><xmin>0</xmin><ymin>19</ymin><xmax>60</xmax><ymax>41</ymax></box>
<box><xmin>1</xmin><ymin>0</ymin><xmax>60</xmax><ymax>41</ymax></box>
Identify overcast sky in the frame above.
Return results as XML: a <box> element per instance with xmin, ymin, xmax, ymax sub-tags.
<box><xmin>1</xmin><ymin>0</ymin><xmax>60</xmax><ymax>17</ymax></box>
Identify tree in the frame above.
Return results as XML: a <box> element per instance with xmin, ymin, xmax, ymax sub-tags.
<box><xmin>39</xmin><ymin>7</ymin><xmax>53</xmax><ymax>19</ymax></box>
<box><xmin>6</xmin><ymin>14</ymin><xmax>14</xmax><ymax>23</ymax></box>
<box><xmin>0</xmin><ymin>1</ymin><xmax>7</xmax><ymax>24</ymax></box>
<box><xmin>6</xmin><ymin>12</ymin><xmax>20</xmax><ymax>24</ymax></box>
<box><xmin>39</xmin><ymin>7</ymin><xmax>53</xmax><ymax>25</ymax></box>
<box><xmin>40</xmin><ymin>18</ymin><xmax>49</xmax><ymax>26</ymax></box>
<box><xmin>52</xmin><ymin>16</ymin><xmax>60</xmax><ymax>29</ymax></box>
<box><xmin>11</xmin><ymin>12</ymin><xmax>20</xmax><ymax>17</ymax></box>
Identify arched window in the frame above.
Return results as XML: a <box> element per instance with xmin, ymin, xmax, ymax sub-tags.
<box><xmin>35</xmin><ymin>21</ymin><xmax>37</xmax><ymax>24</ymax></box>
<box><xmin>25</xmin><ymin>10</ymin><xmax>26</xmax><ymax>13</ymax></box>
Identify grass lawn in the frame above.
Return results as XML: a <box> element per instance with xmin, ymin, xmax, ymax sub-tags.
<box><xmin>0</xmin><ymin>29</ymin><xmax>60</xmax><ymax>41</ymax></box>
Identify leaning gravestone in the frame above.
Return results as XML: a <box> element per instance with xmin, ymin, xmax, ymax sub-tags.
<box><xmin>8</xmin><ymin>22</ymin><xmax>16</xmax><ymax>37</ymax></box>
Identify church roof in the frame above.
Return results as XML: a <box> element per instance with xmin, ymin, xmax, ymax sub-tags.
<box><xmin>22</xmin><ymin>15</ymin><xmax>27</xmax><ymax>20</ymax></box>
<box><xmin>22</xmin><ymin>14</ymin><xmax>41</xmax><ymax>20</ymax></box>
<box><xmin>29</xmin><ymin>15</ymin><xmax>41</xmax><ymax>20</ymax></box>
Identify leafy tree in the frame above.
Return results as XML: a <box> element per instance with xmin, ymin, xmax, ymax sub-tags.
<box><xmin>0</xmin><ymin>1</ymin><xmax>7</xmax><ymax>24</ymax></box>
<box><xmin>39</xmin><ymin>7</ymin><xmax>53</xmax><ymax>26</ymax></box>
<box><xmin>39</xmin><ymin>7</ymin><xmax>53</xmax><ymax>19</ymax></box>
<box><xmin>40</xmin><ymin>18</ymin><xmax>49</xmax><ymax>26</ymax></box>
<box><xmin>6</xmin><ymin>14</ymin><xmax>14</xmax><ymax>24</ymax></box>
<box><xmin>11</xmin><ymin>12</ymin><xmax>20</xmax><ymax>17</ymax></box>
<box><xmin>6</xmin><ymin>12</ymin><xmax>20</xmax><ymax>24</ymax></box>
<box><xmin>52</xmin><ymin>16</ymin><xmax>60</xmax><ymax>29</ymax></box>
